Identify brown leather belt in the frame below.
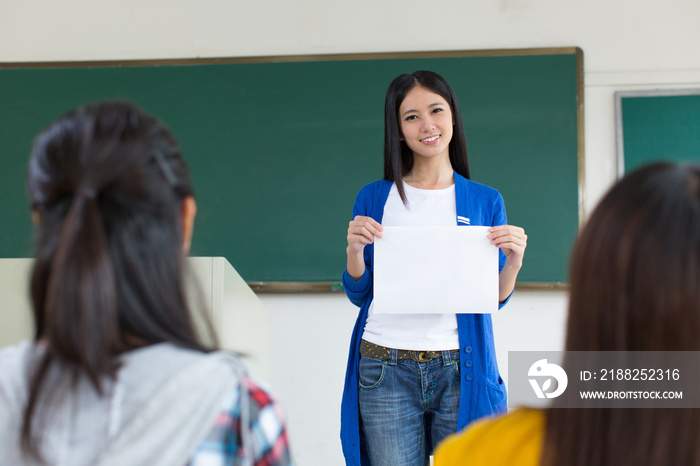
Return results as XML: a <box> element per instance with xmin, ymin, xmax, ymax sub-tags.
<box><xmin>360</xmin><ymin>339</ymin><xmax>458</xmax><ymax>362</ymax></box>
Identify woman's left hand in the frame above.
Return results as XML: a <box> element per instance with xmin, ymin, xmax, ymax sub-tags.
<box><xmin>488</xmin><ymin>225</ymin><xmax>527</xmax><ymax>269</ymax></box>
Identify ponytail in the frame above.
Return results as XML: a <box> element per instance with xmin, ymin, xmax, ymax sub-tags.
<box><xmin>22</xmin><ymin>191</ymin><xmax>124</xmax><ymax>458</ymax></box>
<box><xmin>47</xmin><ymin>191</ymin><xmax>122</xmax><ymax>382</ymax></box>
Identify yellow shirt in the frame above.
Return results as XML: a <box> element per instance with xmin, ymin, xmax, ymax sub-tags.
<box><xmin>433</xmin><ymin>408</ymin><xmax>545</xmax><ymax>465</ymax></box>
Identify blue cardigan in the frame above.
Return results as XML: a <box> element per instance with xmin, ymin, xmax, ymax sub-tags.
<box><xmin>340</xmin><ymin>172</ymin><xmax>512</xmax><ymax>465</ymax></box>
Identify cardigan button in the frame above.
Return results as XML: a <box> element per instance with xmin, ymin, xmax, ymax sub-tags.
<box><xmin>464</xmin><ymin>360</ymin><xmax>473</xmax><ymax>368</ymax></box>
<box><xmin>465</xmin><ymin>374</ymin><xmax>473</xmax><ymax>381</ymax></box>
<box><xmin>464</xmin><ymin>346</ymin><xmax>472</xmax><ymax>354</ymax></box>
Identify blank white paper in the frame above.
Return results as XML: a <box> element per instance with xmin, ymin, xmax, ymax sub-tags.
<box><xmin>373</xmin><ymin>226</ymin><xmax>498</xmax><ymax>314</ymax></box>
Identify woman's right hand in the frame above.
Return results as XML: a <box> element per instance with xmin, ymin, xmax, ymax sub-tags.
<box><xmin>347</xmin><ymin>216</ymin><xmax>383</xmax><ymax>255</ymax></box>
<box><xmin>346</xmin><ymin>216</ymin><xmax>383</xmax><ymax>279</ymax></box>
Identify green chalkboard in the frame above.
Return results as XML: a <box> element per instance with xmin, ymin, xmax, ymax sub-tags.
<box><xmin>616</xmin><ymin>89</ymin><xmax>700</xmax><ymax>176</ymax></box>
<box><xmin>0</xmin><ymin>49</ymin><xmax>582</xmax><ymax>287</ymax></box>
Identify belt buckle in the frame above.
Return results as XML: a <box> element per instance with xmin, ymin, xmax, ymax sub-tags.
<box><xmin>411</xmin><ymin>351</ymin><xmax>432</xmax><ymax>362</ymax></box>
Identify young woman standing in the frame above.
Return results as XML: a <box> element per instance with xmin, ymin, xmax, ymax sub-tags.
<box><xmin>340</xmin><ymin>71</ymin><xmax>527</xmax><ymax>465</ymax></box>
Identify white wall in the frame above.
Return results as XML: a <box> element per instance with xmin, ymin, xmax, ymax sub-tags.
<box><xmin>3</xmin><ymin>1</ymin><xmax>699</xmax><ymax>464</ymax></box>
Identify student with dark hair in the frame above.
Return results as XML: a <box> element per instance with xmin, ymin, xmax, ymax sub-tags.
<box><xmin>340</xmin><ymin>70</ymin><xmax>528</xmax><ymax>465</ymax></box>
<box><xmin>0</xmin><ymin>101</ymin><xmax>291</xmax><ymax>466</ymax></box>
<box><xmin>434</xmin><ymin>162</ymin><xmax>700</xmax><ymax>465</ymax></box>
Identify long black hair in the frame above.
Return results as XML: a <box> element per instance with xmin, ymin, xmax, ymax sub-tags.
<box><xmin>383</xmin><ymin>70</ymin><xmax>470</xmax><ymax>204</ymax></box>
<box><xmin>23</xmin><ymin>101</ymin><xmax>213</xmax><ymax>458</ymax></box>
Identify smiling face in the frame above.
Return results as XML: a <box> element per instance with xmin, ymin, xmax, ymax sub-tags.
<box><xmin>398</xmin><ymin>85</ymin><xmax>454</xmax><ymax>163</ymax></box>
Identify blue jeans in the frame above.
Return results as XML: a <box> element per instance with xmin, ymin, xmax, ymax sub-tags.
<box><xmin>358</xmin><ymin>349</ymin><xmax>460</xmax><ymax>466</ymax></box>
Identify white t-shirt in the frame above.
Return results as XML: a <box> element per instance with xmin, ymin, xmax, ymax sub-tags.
<box><xmin>362</xmin><ymin>182</ymin><xmax>460</xmax><ymax>351</ymax></box>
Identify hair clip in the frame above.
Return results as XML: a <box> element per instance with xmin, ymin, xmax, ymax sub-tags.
<box><xmin>153</xmin><ymin>151</ymin><xmax>178</xmax><ymax>187</ymax></box>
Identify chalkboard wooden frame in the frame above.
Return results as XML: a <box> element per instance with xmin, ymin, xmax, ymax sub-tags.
<box><xmin>615</xmin><ymin>88</ymin><xmax>700</xmax><ymax>179</ymax></box>
<box><xmin>0</xmin><ymin>47</ymin><xmax>584</xmax><ymax>292</ymax></box>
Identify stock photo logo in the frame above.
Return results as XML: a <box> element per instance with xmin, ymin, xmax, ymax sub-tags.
<box><xmin>528</xmin><ymin>359</ymin><xmax>568</xmax><ymax>399</ymax></box>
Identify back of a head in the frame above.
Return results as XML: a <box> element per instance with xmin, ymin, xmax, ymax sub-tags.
<box><xmin>544</xmin><ymin>162</ymin><xmax>700</xmax><ymax>466</ymax></box>
<box><xmin>567</xmin><ymin>162</ymin><xmax>700</xmax><ymax>352</ymax></box>
<box><xmin>27</xmin><ymin>100</ymin><xmax>204</xmax><ymax>389</ymax></box>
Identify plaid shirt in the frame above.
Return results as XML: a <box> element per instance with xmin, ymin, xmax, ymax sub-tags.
<box><xmin>189</xmin><ymin>376</ymin><xmax>292</xmax><ymax>466</ymax></box>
